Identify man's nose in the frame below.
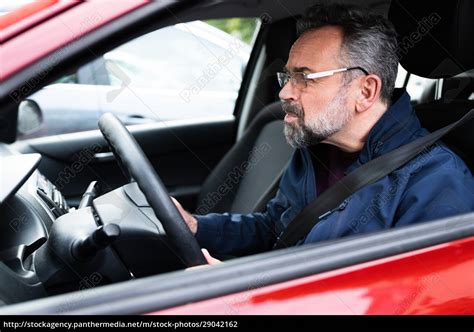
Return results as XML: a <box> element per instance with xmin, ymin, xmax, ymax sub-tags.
<box><xmin>278</xmin><ymin>80</ymin><xmax>298</xmax><ymax>102</ymax></box>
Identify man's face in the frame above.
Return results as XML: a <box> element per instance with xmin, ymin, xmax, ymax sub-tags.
<box><xmin>279</xmin><ymin>26</ymin><xmax>354</xmax><ymax>148</ymax></box>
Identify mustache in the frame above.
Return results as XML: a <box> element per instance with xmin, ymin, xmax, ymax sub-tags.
<box><xmin>282</xmin><ymin>102</ymin><xmax>304</xmax><ymax>118</ymax></box>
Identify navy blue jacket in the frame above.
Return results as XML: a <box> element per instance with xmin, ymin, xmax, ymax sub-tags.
<box><xmin>195</xmin><ymin>89</ymin><xmax>474</xmax><ymax>256</ymax></box>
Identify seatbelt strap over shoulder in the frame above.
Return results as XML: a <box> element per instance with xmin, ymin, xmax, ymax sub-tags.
<box><xmin>273</xmin><ymin>109</ymin><xmax>474</xmax><ymax>250</ymax></box>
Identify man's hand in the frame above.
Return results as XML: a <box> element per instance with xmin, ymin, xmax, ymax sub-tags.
<box><xmin>185</xmin><ymin>249</ymin><xmax>222</xmax><ymax>271</ymax></box>
<box><xmin>171</xmin><ymin>196</ymin><xmax>198</xmax><ymax>235</ymax></box>
<box><xmin>171</xmin><ymin>197</ymin><xmax>221</xmax><ymax>268</ymax></box>
<box><xmin>201</xmin><ymin>248</ymin><xmax>221</xmax><ymax>265</ymax></box>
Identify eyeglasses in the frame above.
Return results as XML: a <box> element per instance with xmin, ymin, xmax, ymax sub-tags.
<box><xmin>277</xmin><ymin>66</ymin><xmax>369</xmax><ymax>89</ymax></box>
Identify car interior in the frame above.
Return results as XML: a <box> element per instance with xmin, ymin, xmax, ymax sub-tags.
<box><xmin>0</xmin><ymin>0</ymin><xmax>472</xmax><ymax>314</ymax></box>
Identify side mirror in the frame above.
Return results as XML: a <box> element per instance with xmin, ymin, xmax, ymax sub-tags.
<box><xmin>17</xmin><ymin>100</ymin><xmax>43</xmax><ymax>137</ymax></box>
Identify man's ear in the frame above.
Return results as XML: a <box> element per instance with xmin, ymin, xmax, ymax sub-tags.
<box><xmin>355</xmin><ymin>74</ymin><xmax>382</xmax><ymax>113</ymax></box>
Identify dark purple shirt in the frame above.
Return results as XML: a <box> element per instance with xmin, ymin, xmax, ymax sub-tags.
<box><xmin>309</xmin><ymin>144</ymin><xmax>358</xmax><ymax>196</ymax></box>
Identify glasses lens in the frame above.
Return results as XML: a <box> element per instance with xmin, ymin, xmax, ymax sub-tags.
<box><xmin>277</xmin><ymin>72</ymin><xmax>308</xmax><ymax>89</ymax></box>
<box><xmin>293</xmin><ymin>72</ymin><xmax>306</xmax><ymax>89</ymax></box>
<box><xmin>277</xmin><ymin>72</ymin><xmax>289</xmax><ymax>88</ymax></box>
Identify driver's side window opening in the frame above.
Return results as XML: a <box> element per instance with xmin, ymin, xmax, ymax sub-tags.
<box><xmin>17</xmin><ymin>18</ymin><xmax>260</xmax><ymax>140</ymax></box>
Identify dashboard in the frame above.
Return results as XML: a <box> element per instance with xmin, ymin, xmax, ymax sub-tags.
<box><xmin>0</xmin><ymin>145</ymin><xmax>70</xmax><ymax>304</ymax></box>
<box><xmin>36</xmin><ymin>172</ymin><xmax>69</xmax><ymax>219</ymax></box>
<box><xmin>0</xmin><ymin>142</ymin><xmax>182</xmax><ymax>305</ymax></box>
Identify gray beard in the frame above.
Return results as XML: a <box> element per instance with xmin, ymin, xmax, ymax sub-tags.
<box><xmin>283</xmin><ymin>119</ymin><xmax>326</xmax><ymax>148</ymax></box>
<box><xmin>282</xmin><ymin>88</ymin><xmax>351</xmax><ymax>149</ymax></box>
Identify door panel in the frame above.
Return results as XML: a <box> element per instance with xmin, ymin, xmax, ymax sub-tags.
<box><xmin>12</xmin><ymin>117</ymin><xmax>234</xmax><ymax>211</ymax></box>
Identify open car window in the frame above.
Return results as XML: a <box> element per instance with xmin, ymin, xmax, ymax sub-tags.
<box><xmin>395</xmin><ymin>64</ymin><xmax>437</xmax><ymax>104</ymax></box>
<box><xmin>17</xmin><ymin>18</ymin><xmax>259</xmax><ymax>140</ymax></box>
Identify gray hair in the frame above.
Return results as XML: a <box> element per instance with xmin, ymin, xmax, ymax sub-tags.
<box><xmin>297</xmin><ymin>3</ymin><xmax>399</xmax><ymax>103</ymax></box>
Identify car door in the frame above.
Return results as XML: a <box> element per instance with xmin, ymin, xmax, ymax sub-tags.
<box><xmin>13</xmin><ymin>18</ymin><xmax>260</xmax><ymax>211</ymax></box>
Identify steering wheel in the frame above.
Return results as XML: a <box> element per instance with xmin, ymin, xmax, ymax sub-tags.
<box><xmin>98</xmin><ymin>113</ymin><xmax>206</xmax><ymax>267</ymax></box>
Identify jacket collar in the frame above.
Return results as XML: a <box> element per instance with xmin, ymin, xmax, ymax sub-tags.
<box><xmin>346</xmin><ymin>88</ymin><xmax>423</xmax><ymax>173</ymax></box>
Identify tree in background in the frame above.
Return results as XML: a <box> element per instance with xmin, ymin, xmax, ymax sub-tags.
<box><xmin>206</xmin><ymin>18</ymin><xmax>258</xmax><ymax>44</ymax></box>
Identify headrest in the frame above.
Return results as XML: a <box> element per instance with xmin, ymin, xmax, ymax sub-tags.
<box><xmin>388</xmin><ymin>0</ymin><xmax>474</xmax><ymax>78</ymax></box>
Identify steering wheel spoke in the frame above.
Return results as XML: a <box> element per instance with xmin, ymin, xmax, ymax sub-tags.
<box><xmin>98</xmin><ymin>113</ymin><xmax>206</xmax><ymax>267</ymax></box>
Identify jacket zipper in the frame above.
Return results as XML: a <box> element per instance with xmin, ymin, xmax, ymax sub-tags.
<box><xmin>318</xmin><ymin>199</ymin><xmax>349</xmax><ymax>220</ymax></box>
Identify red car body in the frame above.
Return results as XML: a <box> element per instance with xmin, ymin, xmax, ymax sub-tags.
<box><xmin>159</xmin><ymin>238</ymin><xmax>474</xmax><ymax>315</ymax></box>
<box><xmin>1</xmin><ymin>0</ymin><xmax>473</xmax><ymax>315</ymax></box>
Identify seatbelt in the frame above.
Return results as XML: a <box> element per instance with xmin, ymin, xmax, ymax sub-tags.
<box><xmin>273</xmin><ymin>108</ymin><xmax>474</xmax><ymax>250</ymax></box>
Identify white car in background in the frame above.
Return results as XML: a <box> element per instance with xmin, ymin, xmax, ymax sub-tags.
<box><xmin>21</xmin><ymin>21</ymin><xmax>252</xmax><ymax>139</ymax></box>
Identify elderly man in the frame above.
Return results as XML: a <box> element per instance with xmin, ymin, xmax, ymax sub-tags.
<box><xmin>173</xmin><ymin>3</ymin><xmax>474</xmax><ymax>259</ymax></box>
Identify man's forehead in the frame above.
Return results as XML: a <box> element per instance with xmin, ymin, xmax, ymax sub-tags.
<box><xmin>285</xmin><ymin>26</ymin><xmax>343</xmax><ymax>72</ymax></box>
